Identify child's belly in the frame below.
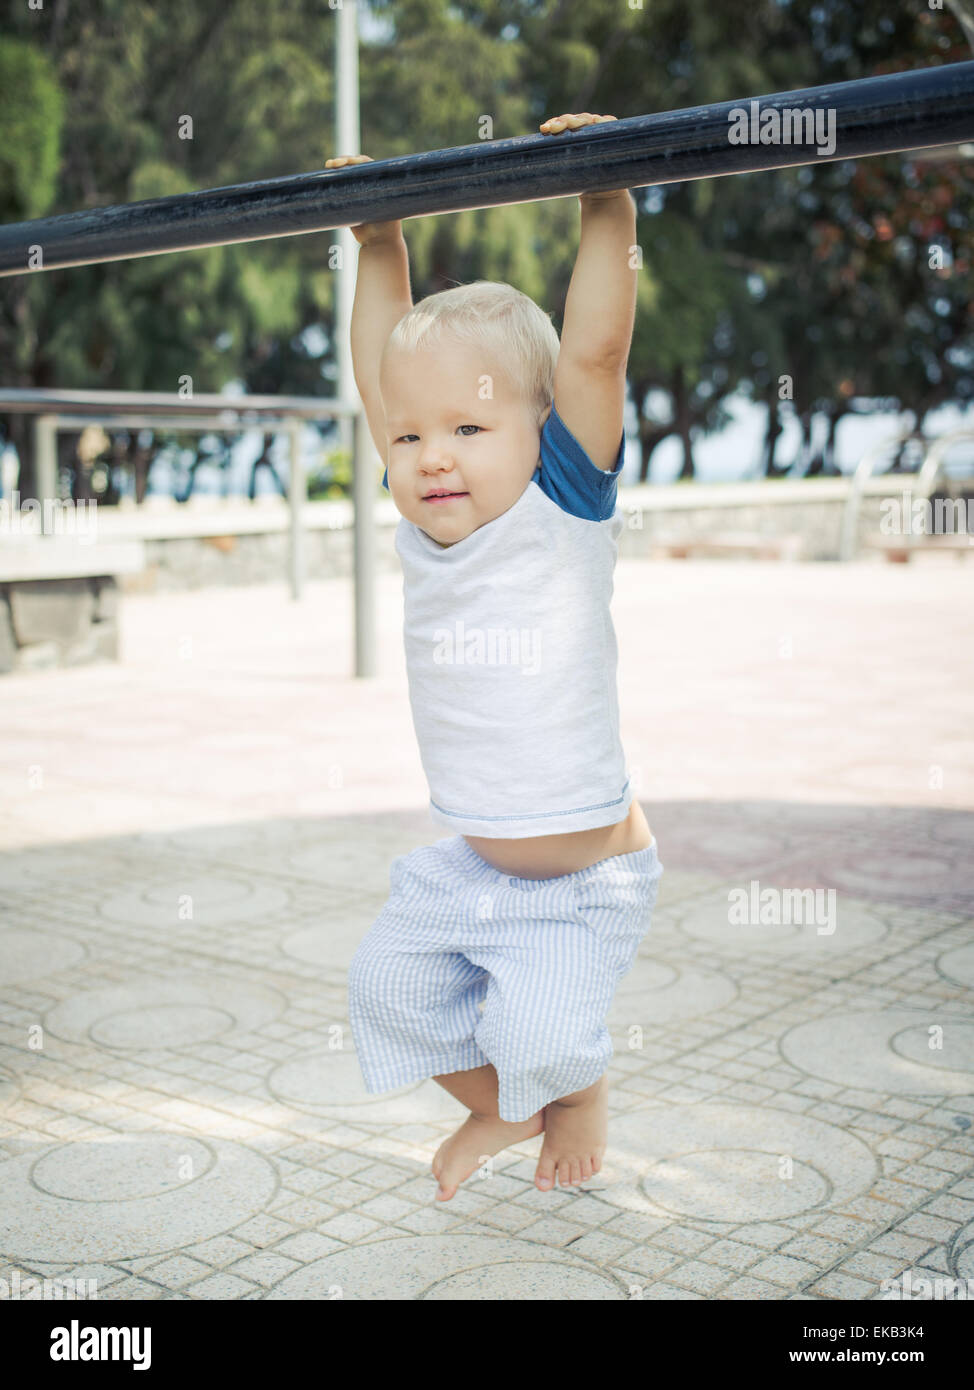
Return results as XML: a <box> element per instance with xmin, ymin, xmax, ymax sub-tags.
<box><xmin>463</xmin><ymin>800</ymin><xmax>654</xmax><ymax>880</ymax></box>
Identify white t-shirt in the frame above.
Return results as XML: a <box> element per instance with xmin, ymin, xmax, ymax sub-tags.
<box><xmin>394</xmin><ymin>404</ymin><xmax>633</xmax><ymax>839</ymax></box>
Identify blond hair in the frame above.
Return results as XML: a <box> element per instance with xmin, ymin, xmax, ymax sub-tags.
<box><xmin>383</xmin><ymin>280</ymin><xmax>560</xmax><ymax>427</ymax></box>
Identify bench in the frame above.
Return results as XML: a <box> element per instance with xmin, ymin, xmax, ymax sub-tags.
<box><xmin>860</xmin><ymin>533</ymin><xmax>974</xmax><ymax>563</ymax></box>
<box><xmin>652</xmin><ymin>530</ymin><xmax>805</xmax><ymax>561</ymax></box>
<box><xmin>0</xmin><ymin>538</ymin><xmax>145</xmax><ymax>674</ymax></box>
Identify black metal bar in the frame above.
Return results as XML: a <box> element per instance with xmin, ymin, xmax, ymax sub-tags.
<box><xmin>0</xmin><ymin>387</ymin><xmax>359</xmax><ymax>417</ymax></box>
<box><xmin>2</xmin><ymin>61</ymin><xmax>973</xmax><ymax>277</ymax></box>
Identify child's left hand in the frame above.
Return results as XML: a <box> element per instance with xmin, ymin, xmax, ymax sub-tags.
<box><xmin>539</xmin><ymin>112</ymin><xmax>617</xmax><ymax>135</ymax></box>
<box><xmin>539</xmin><ymin>113</ymin><xmax>631</xmax><ymax>201</ymax></box>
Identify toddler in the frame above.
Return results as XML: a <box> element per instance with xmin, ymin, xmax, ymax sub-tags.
<box><xmin>328</xmin><ymin>112</ymin><xmax>663</xmax><ymax>1201</ymax></box>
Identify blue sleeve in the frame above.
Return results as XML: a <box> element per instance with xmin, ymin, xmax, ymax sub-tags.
<box><xmin>532</xmin><ymin>404</ymin><xmax>625</xmax><ymax>521</ymax></box>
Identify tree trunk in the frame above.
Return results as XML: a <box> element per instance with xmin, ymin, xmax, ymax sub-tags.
<box><xmin>760</xmin><ymin>392</ymin><xmax>788</xmax><ymax>477</ymax></box>
<box><xmin>674</xmin><ymin>365</ymin><xmax>694</xmax><ymax>481</ymax></box>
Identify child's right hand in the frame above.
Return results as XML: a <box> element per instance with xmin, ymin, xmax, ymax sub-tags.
<box><xmin>324</xmin><ymin>155</ymin><xmax>401</xmax><ymax>245</ymax></box>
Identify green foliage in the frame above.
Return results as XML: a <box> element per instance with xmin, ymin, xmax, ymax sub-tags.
<box><xmin>1</xmin><ymin>0</ymin><xmax>972</xmax><ymax>491</ymax></box>
<box><xmin>0</xmin><ymin>39</ymin><xmax>64</xmax><ymax>221</ymax></box>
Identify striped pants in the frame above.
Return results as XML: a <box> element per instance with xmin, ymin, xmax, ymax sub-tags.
<box><xmin>348</xmin><ymin>834</ymin><xmax>664</xmax><ymax>1122</ymax></box>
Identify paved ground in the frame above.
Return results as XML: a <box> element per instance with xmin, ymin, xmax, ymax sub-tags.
<box><xmin>0</xmin><ymin>557</ymin><xmax>972</xmax><ymax>1301</ymax></box>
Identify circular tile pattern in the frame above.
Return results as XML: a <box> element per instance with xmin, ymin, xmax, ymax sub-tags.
<box><xmin>592</xmin><ymin>1102</ymin><xmax>876</xmax><ymax>1221</ymax></box>
<box><xmin>951</xmin><ymin>1220</ymin><xmax>974</xmax><ymax>1281</ymax></box>
<box><xmin>285</xmin><ymin>840</ymin><xmax>402</xmax><ymax>889</ymax></box>
<box><xmin>653</xmin><ymin>825</ymin><xmax>790</xmax><ymax>867</ymax></box>
<box><xmin>266</xmin><ymin>1049</ymin><xmax>460</xmax><ymax>1123</ymax></box>
<box><xmin>266</xmin><ymin>1235</ymin><xmax>626</xmax><ymax>1300</ymax></box>
<box><xmin>641</xmin><ymin>1148</ymin><xmax>829</xmax><ymax>1221</ymax></box>
<box><xmin>780</xmin><ymin>1010</ymin><xmax>974</xmax><ymax>1095</ymax></box>
<box><xmin>675</xmin><ymin>894</ymin><xmax>887</xmax><ymax>953</ymax></box>
<box><xmin>98</xmin><ymin>876</ymin><xmax>289</xmax><ymax>927</ymax></box>
<box><xmin>0</xmin><ymin>927</ymin><xmax>86</xmax><ymax>984</ymax></box>
<box><xmin>890</xmin><ymin>1020</ymin><xmax>974</xmax><ymax>1075</ymax></box>
<box><xmin>782</xmin><ymin>847</ymin><xmax>957</xmax><ymax>904</ymax></box>
<box><xmin>937</xmin><ymin>943</ymin><xmax>974</xmax><ymax>990</ymax></box>
<box><xmin>32</xmin><ymin>1135</ymin><xmax>215</xmax><ymax>1202</ymax></box>
<box><xmin>281</xmin><ymin>910</ymin><xmax>382</xmax><ymax>974</ymax></box>
<box><xmin>90</xmin><ymin>1005</ymin><xmax>236</xmax><ymax>1050</ymax></box>
<box><xmin>0</xmin><ymin>1135</ymin><xmax>277</xmax><ymax>1261</ymax></box>
<box><xmin>609</xmin><ymin>958</ymin><xmax>737</xmax><ymax>1026</ymax></box>
<box><xmin>44</xmin><ymin>974</ymin><xmax>285</xmax><ymax>1050</ymax></box>
<box><xmin>923</xmin><ymin>812</ymin><xmax>974</xmax><ymax>849</ymax></box>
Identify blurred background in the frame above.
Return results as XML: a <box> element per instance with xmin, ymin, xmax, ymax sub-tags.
<box><xmin>1</xmin><ymin>0</ymin><xmax>972</xmax><ymax>508</ymax></box>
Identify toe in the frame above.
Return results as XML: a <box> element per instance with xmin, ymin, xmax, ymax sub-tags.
<box><xmin>580</xmin><ymin>1156</ymin><xmax>593</xmax><ymax>1181</ymax></box>
<box><xmin>535</xmin><ymin>1153</ymin><xmax>557</xmax><ymax>1190</ymax></box>
<box><xmin>569</xmin><ymin>1159</ymin><xmax>583</xmax><ymax>1186</ymax></box>
<box><xmin>434</xmin><ymin>1179</ymin><xmax>457</xmax><ymax>1202</ymax></box>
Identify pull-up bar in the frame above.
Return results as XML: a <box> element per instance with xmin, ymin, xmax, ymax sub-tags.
<box><xmin>1</xmin><ymin>61</ymin><xmax>973</xmax><ymax>277</ymax></box>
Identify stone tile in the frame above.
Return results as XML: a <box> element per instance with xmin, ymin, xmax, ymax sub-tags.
<box><xmin>704</xmin><ymin>1239</ymin><xmax>767</xmax><ymax>1271</ymax></box>
<box><xmin>629</xmin><ymin>1280</ymin><xmax>705</xmax><ymax>1300</ymax></box>
<box><xmin>749</xmin><ymin>1253</ymin><xmax>819</xmax><ymax>1286</ymax></box>
<box><xmin>808</xmin><ymin>1270</ymin><xmax>878</xmax><ymax>1299</ymax></box>
<box><xmin>316</xmin><ymin>1213</ymin><xmax>385</xmax><ymax>1242</ymax></box>
<box><xmin>185</xmin><ymin>1273</ymin><xmax>258</xmax><ymax>1299</ymax></box>
<box><xmin>720</xmin><ymin>1276</ymin><xmax>791</xmax><ymax>1300</ymax></box>
<box><xmin>141</xmin><ymin>1255</ymin><xmax>212</xmax><ymax>1289</ymax></box>
<box><xmin>183</xmin><ymin>1236</ymin><xmax>254</xmax><ymax>1267</ymax></box>
<box><xmin>730</xmin><ymin>1223</ymin><xmax>795</xmax><ymax>1250</ymax></box>
<box><xmin>515</xmin><ymin>1216</ymin><xmax>591</xmax><ymax>1249</ymax></box>
<box><xmin>665</xmin><ymin>1259</ymin><xmax>735</xmax><ymax>1294</ymax></box>
<box><xmin>897</xmin><ymin>1213</ymin><xmax>959</xmax><ymax>1241</ymax></box>
<box><xmin>268</xmin><ymin>1232</ymin><xmax>345</xmax><ymax>1262</ymax></box>
<box><xmin>226</xmin><ymin>1253</ymin><xmax>301</xmax><ymax>1287</ymax></box>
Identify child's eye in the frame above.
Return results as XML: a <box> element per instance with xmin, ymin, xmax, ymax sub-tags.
<box><xmin>458</xmin><ymin>425</ymin><xmax>481</xmax><ymax>436</ymax></box>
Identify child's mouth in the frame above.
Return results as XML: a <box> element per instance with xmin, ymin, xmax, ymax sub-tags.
<box><xmin>423</xmin><ymin>492</ymin><xmax>468</xmax><ymax>504</ymax></box>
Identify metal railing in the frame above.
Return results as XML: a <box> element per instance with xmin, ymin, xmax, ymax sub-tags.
<box><xmin>838</xmin><ymin>429</ymin><xmax>928</xmax><ymax>561</ymax></box>
<box><xmin>0</xmin><ymin>388</ymin><xmax>378</xmax><ymax>675</ymax></box>
<box><xmin>840</xmin><ymin>426</ymin><xmax>974</xmax><ymax>560</ymax></box>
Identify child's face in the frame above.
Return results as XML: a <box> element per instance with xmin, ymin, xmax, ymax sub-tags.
<box><xmin>380</xmin><ymin>338</ymin><xmax>548</xmax><ymax>548</ymax></box>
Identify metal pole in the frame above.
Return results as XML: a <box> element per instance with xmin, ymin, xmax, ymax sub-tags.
<box><xmin>2</xmin><ymin>62</ymin><xmax>973</xmax><ymax>275</ymax></box>
<box><xmin>288</xmin><ymin>421</ymin><xmax>305</xmax><ymax>600</ymax></box>
<box><xmin>352</xmin><ymin>411</ymin><xmax>375</xmax><ymax>678</ymax></box>
<box><xmin>334</xmin><ymin>0</ymin><xmax>360</xmax><ymax>479</ymax></box>
<box><xmin>33</xmin><ymin>416</ymin><xmax>58</xmax><ymax>530</ymax></box>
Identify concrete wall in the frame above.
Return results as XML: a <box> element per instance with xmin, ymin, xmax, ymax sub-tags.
<box><xmin>104</xmin><ymin>480</ymin><xmax>901</xmax><ymax>592</ymax></box>
<box><xmin>0</xmin><ymin>478</ymin><xmax>945</xmax><ymax>673</ymax></box>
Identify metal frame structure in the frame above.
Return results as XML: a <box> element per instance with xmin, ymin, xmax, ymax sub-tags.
<box><xmin>0</xmin><ymin>389</ymin><xmax>377</xmax><ymax>676</ymax></box>
<box><xmin>840</xmin><ymin>427</ymin><xmax>974</xmax><ymax>560</ymax></box>
<box><xmin>3</xmin><ymin>62</ymin><xmax>974</xmax><ymax>672</ymax></box>
<box><xmin>0</xmin><ymin>63</ymin><xmax>972</xmax><ymax>276</ymax></box>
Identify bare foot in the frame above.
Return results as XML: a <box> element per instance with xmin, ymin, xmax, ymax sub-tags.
<box><xmin>534</xmin><ymin>1073</ymin><xmax>608</xmax><ymax>1190</ymax></box>
<box><xmin>432</xmin><ymin>1111</ymin><xmax>544</xmax><ymax>1201</ymax></box>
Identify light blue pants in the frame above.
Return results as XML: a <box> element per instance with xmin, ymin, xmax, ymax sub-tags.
<box><xmin>348</xmin><ymin>834</ymin><xmax>664</xmax><ymax>1122</ymax></box>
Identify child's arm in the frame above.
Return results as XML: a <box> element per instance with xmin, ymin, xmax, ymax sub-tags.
<box><xmin>540</xmin><ymin>114</ymin><xmax>637</xmax><ymax>473</ymax></box>
<box><xmin>325</xmin><ymin>155</ymin><xmax>414</xmax><ymax>459</ymax></box>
